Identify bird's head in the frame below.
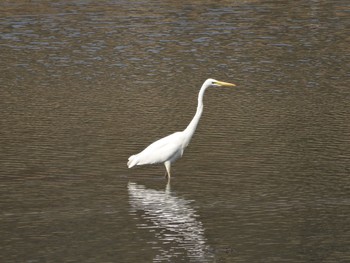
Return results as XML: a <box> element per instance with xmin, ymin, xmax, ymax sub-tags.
<box><xmin>205</xmin><ymin>78</ymin><xmax>236</xmax><ymax>88</ymax></box>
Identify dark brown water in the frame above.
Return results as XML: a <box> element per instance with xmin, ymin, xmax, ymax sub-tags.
<box><xmin>1</xmin><ymin>1</ymin><xmax>349</xmax><ymax>262</ymax></box>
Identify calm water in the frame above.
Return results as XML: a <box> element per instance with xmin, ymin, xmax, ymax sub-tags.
<box><xmin>1</xmin><ymin>0</ymin><xmax>349</xmax><ymax>262</ymax></box>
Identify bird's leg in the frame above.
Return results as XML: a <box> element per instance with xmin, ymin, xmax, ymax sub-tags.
<box><xmin>164</xmin><ymin>161</ymin><xmax>171</xmax><ymax>180</ymax></box>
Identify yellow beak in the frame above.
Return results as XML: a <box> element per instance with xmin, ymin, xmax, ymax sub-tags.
<box><xmin>215</xmin><ymin>80</ymin><xmax>236</xmax><ymax>87</ymax></box>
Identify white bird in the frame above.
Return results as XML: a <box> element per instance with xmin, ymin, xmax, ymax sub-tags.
<box><xmin>127</xmin><ymin>78</ymin><xmax>236</xmax><ymax>180</ymax></box>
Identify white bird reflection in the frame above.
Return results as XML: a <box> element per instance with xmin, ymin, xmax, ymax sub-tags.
<box><xmin>128</xmin><ymin>182</ymin><xmax>212</xmax><ymax>262</ymax></box>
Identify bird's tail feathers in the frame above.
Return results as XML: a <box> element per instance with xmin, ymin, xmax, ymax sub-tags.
<box><xmin>127</xmin><ymin>155</ymin><xmax>138</xmax><ymax>168</ymax></box>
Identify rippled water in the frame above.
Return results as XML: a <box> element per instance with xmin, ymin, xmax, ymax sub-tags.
<box><xmin>1</xmin><ymin>0</ymin><xmax>349</xmax><ymax>262</ymax></box>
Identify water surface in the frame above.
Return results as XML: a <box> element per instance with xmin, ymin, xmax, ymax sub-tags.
<box><xmin>1</xmin><ymin>0</ymin><xmax>349</xmax><ymax>262</ymax></box>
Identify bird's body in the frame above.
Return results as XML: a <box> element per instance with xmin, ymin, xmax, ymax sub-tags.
<box><xmin>128</xmin><ymin>132</ymin><xmax>185</xmax><ymax>167</ymax></box>
<box><xmin>127</xmin><ymin>78</ymin><xmax>236</xmax><ymax>180</ymax></box>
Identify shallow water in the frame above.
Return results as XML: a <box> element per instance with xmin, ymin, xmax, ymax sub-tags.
<box><xmin>1</xmin><ymin>0</ymin><xmax>349</xmax><ymax>262</ymax></box>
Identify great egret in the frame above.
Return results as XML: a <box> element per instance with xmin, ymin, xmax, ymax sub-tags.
<box><xmin>127</xmin><ymin>78</ymin><xmax>236</xmax><ymax>179</ymax></box>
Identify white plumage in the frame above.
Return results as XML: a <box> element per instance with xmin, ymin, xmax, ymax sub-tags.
<box><xmin>127</xmin><ymin>78</ymin><xmax>236</xmax><ymax>180</ymax></box>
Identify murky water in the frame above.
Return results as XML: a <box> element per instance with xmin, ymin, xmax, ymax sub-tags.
<box><xmin>1</xmin><ymin>0</ymin><xmax>349</xmax><ymax>262</ymax></box>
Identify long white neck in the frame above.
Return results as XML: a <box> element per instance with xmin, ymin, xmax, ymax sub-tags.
<box><xmin>183</xmin><ymin>82</ymin><xmax>209</xmax><ymax>145</ymax></box>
